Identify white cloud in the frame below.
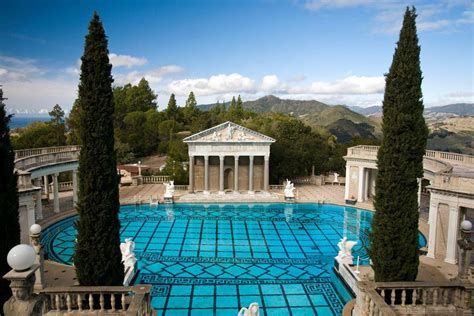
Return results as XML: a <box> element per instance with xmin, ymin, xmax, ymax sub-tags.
<box><xmin>38</xmin><ymin>108</ymin><xmax>49</xmax><ymax>114</ymax></box>
<box><xmin>114</xmin><ymin>65</ymin><xmax>184</xmax><ymax>85</ymax></box>
<box><xmin>427</xmin><ymin>91</ymin><xmax>474</xmax><ymax>107</ymax></box>
<box><xmin>109</xmin><ymin>53</ymin><xmax>147</xmax><ymax>68</ymax></box>
<box><xmin>261</xmin><ymin>75</ymin><xmax>280</xmax><ymax>91</ymax></box>
<box><xmin>168</xmin><ymin>73</ymin><xmax>256</xmax><ymax>96</ymax></box>
<box><xmin>287</xmin><ymin>75</ymin><xmax>385</xmax><ymax>95</ymax></box>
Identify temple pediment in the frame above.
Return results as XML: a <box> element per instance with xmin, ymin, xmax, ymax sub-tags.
<box><xmin>183</xmin><ymin>121</ymin><xmax>275</xmax><ymax>143</ymax></box>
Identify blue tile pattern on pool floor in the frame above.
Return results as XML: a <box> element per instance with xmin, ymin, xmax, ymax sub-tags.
<box><xmin>41</xmin><ymin>203</ymin><xmax>426</xmax><ymax>315</ymax></box>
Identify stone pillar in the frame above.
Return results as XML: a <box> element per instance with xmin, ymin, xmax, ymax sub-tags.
<box><xmin>43</xmin><ymin>175</ymin><xmax>49</xmax><ymax>201</ymax></box>
<box><xmin>30</xmin><ymin>228</ymin><xmax>45</xmax><ymax>291</ymax></box>
<box><xmin>363</xmin><ymin>169</ymin><xmax>370</xmax><ymax>200</ymax></box>
<box><xmin>33</xmin><ymin>178</ymin><xmax>43</xmax><ymax>220</ymax></box>
<box><xmin>344</xmin><ymin>165</ymin><xmax>350</xmax><ymax>200</ymax></box>
<box><xmin>2</xmin><ymin>264</ymin><xmax>42</xmax><ymax>316</ymax></box>
<box><xmin>72</xmin><ymin>170</ymin><xmax>78</xmax><ymax>207</ymax></box>
<box><xmin>248</xmin><ymin>155</ymin><xmax>254</xmax><ymax>194</ymax></box>
<box><xmin>52</xmin><ymin>173</ymin><xmax>60</xmax><ymax>213</ymax></box>
<box><xmin>445</xmin><ymin>205</ymin><xmax>460</xmax><ymax>264</ymax></box>
<box><xmin>219</xmin><ymin>156</ymin><xmax>225</xmax><ymax>194</ymax></box>
<box><xmin>417</xmin><ymin>178</ymin><xmax>422</xmax><ymax>209</ymax></box>
<box><xmin>264</xmin><ymin>155</ymin><xmax>270</xmax><ymax>191</ymax></box>
<box><xmin>188</xmin><ymin>156</ymin><xmax>194</xmax><ymax>193</ymax></box>
<box><xmin>357</xmin><ymin>166</ymin><xmax>365</xmax><ymax>202</ymax></box>
<box><xmin>427</xmin><ymin>201</ymin><xmax>439</xmax><ymax>258</ymax></box>
<box><xmin>204</xmin><ymin>156</ymin><xmax>209</xmax><ymax>194</ymax></box>
<box><xmin>234</xmin><ymin>156</ymin><xmax>239</xmax><ymax>193</ymax></box>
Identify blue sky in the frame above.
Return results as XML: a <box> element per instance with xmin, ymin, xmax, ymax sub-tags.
<box><xmin>0</xmin><ymin>0</ymin><xmax>472</xmax><ymax>114</ymax></box>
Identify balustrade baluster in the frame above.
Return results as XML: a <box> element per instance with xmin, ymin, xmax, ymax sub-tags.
<box><xmin>89</xmin><ymin>293</ymin><xmax>94</xmax><ymax>311</ymax></box>
<box><xmin>442</xmin><ymin>289</ymin><xmax>449</xmax><ymax>307</ymax></box>
<box><xmin>369</xmin><ymin>299</ymin><xmax>375</xmax><ymax>316</ymax></box>
<box><xmin>66</xmin><ymin>294</ymin><xmax>72</xmax><ymax>312</ymax></box>
<box><xmin>111</xmin><ymin>293</ymin><xmax>116</xmax><ymax>311</ymax></box>
<box><xmin>381</xmin><ymin>289</ymin><xmax>385</xmax><ymax>300</ymax></box>
<box><xmin>55</xmin><ymin>294</ymin><xmax>60</xmax><ymax>311</ymax></box>
<box><xmin>401</xmin><ymin>289</ymin><xmax>406</xmax><ymax>306</ymax></box>
<box><xmin>463</xmin><ymin>290</ymin><xmax>470</xmax><ymax>309</ymax></box>
<box><xmin>422</xmin><ymin>289</ymin><xmax>427</xmax><ymax>306</ymax></box>
<box><xmin>77</xmin><ymin>294</ymin><xmax>82</xmax><ymax>311</ymax></box>
<box><xmin>390</xmin><ymin>289</ymin><xmax>395</xmax><ymax>306</ymax></box>
<box><xmin>100</xmin><ymin>293</ymin><xmax>105</xmax><ymax>310</ymax></box>
<box><xmin>412</xmin><ymin>289</ymin><xmax>417</xmax><ymax>307</ymax></box>
<box><xmin>433</xmin><ymin>289</ymin><xmax>438</xmax><ymax>306</ymax></box>
<box><xmin>122</xmin><ymin>293</ymin><xmax>126</xmax><ymax>311</ymax></box>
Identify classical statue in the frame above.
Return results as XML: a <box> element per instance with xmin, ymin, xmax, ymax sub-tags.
<box><xmin>333</xmin><ymin>172</ymin><xmax>339</xmax><ymax>183</ymax></box>
<box><xmin>238</xmin><ymin>131</ymin><xmax>247</xmax><ymax>141</ymax></box>
<box><xmin>336</xmin><ymin>237</ymin><xmax>358</xmax><ymax>265</ymax></box>
<box><xmin>212</xmin><ymin>131</ymin><xmax>221</xmax><ymax>141</ymax></box>
<box><xmin>227</xmin><ymin>124</ymin><xmax>236</xmax><ymax>140</ymax></box>
<box><xmin>120</xmin><ymin>238</ymin><xmax>137</xmax><ymax>269</ymax></box>
<box><xmin>238</xmin><ymin>302</ymin><xmax>260</xmax><ymax>316</ymax></box>
<box><xmin>164</xmin><ymin>180</ymin><xmax>175</xmax><ymax>198</ymax></box>
<box><xmin>284</xmin><ymin>179</ymin><xmax>295</xmax><ymax>198</ymax></box>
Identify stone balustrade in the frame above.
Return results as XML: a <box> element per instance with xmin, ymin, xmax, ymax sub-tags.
<box><xmin>47</xmin><ymin>181</ymin><xmax>73</xmax><ymax>192</ymax></box>
<box><xmin>354</xmin><ymin>281</ymin><xmax>473</xmax><ymax>316</ymax></box>
<box><xmin>140</xmin><ymin>175</ymin><xmax>170</xmax><ymax>184</ymax></box>
<box><xmin>14</xmin><ymin>149</ymin><xmax>80</xmax><ymax>172</ymax></box>
<box><xmin>41</xmin><ymin>285</ymin><xmax>152</xmax><ymax>315</ymax></box>
<box><xmin>269</xmin><ymin>184</ymin><xmax>284</xmax><ymax>190</ymax></box>
<box><xmin>14</xmin><ymin>145</ymin><xmax>82</xmax><ymax>160</ymax></box>
<box><xmin>174</xmin><ymin>184</ymin><xmax>189</xmax><ymax>191</ymax></box>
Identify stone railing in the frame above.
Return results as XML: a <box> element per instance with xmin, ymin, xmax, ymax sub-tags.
<box><xmin>14</xmin><ymin>147</ymin><xmax>81</xmax><ymax>171</ymax></box>
<box><xmin>347</xmin><ymin>145</ymin><xmax>474</xmax><ymax>168</ymax></box>
<box><xmin>269</xmin><ymin>184</ymin><xmax>284</xmax><ymax>190</ymax></box>
<box><xmin>354</xmin><ymin>281</ymin><xmax>473</xmax><ymax>315</ymax></box>
<box><xmin>48</xmin><ymin>181</ymin><xmax>73</xmax><ymax>192</ymax></box>
<box><xmin>41</xmin><ymin>285</ymin><xmax>152</xmax><ymax>315</ymax></box>
<box><xmin>174</xmin><ymin>185</ymin><xmax>189</xmax><ymax>191</ymax></box>
<box><xmin>14</xmin><ymin>145</ymin><xmax>82</xmax><ymax>160</ymax></box>
<box><xmin>141</xmin><ymin>175</ymin><xmax>170</xmax><ymax>184</ymax></box>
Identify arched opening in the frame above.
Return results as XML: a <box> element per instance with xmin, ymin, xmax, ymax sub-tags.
<box><xmin>224</xmin><ymin>168</ymin><xmax>233</xmax><ymax>191</ymax></box>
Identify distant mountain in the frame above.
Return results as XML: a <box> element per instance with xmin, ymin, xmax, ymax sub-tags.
<box><xmin>326</xmin><ymin>119</ymin><xmax>377</xmax><ymax>143</ymax></box>
<box><xmin>198</xmin><ymin>95</ymin><xmax>380</xmax><ymax>140</ymax></box>
<box><xmin>347</xmin><ymin>105</ymin><xmax>382</xmax><ymax>116</ymax></box>
<box><xmin>425</xmin><ymin>103</ymin><xmax>474</xmax><ymax>116</ymax></box>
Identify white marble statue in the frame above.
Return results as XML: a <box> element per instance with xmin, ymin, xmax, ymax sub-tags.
<box><xmin>227</xmin><ymin>124</ymin><xmax>236</xmax><ymax>140</ymax></box>
<box><xmin>164</xmin><ymin>180</ymin><xmax>175</xmax><ymax>198</ymax></box>
<box><xmin>238</xmin><ymin>303</ymin><xmax>260</xmax><ymax>316</ymax></box>
<box><xmin>238</xmin><ymin>131</ymin><xmax>247</xmax><ymax>141</ymax></box>
<box><xmin>333</xmin><ymin>172</ymin><xmax>339</xmax><ymax>183</ymax></box>
<box><xmin>284</xmin><ymin>179</ymin><xmax>295</xmax><ymax>198</ymax></box>
<box><xmin>212</xmin><ymin>131</ymin><xmax>221</xmax><ymax>141</ymax></box>
<box><xmin>120</xmin><ymin>238</ymin><xmax>137</xmax><ymax>269</ymax></box>
<box><xmin>336</xmin><ymin>237</ymin><xmax>358</xmax><ymax>265</ymax></box>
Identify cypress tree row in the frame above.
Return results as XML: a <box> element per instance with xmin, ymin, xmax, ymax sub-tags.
<box><xmin>74</xmin><ymin>12</ymin><xmax>124</xmax><ymax>285</ymax></box>
<box><xmin>0</xmin><ymin>88</ymin><xmax>20</xmax><ymax>308</ymax></box>
<box><xmin>369</xmin><ymin>7</ymin><xmax>428</xmax><ymax>282</ymax></box>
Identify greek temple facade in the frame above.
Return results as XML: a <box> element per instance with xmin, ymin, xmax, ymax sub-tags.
<box><xmin>183</xmin><ymin>121</ymin><xmax>275</xmax><ymax>194</ymax></box>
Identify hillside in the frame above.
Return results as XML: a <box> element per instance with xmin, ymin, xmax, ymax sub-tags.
<box><xmin>348</xmin><ymin>103</ymin><xmax>474</xmax><ymax>117</ymax></box>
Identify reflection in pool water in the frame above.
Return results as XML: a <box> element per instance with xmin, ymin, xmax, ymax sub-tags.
<box><xmin>41</xmin><ymin>203</ymin><xmax>426</xmax><ymax>316</ymax></box>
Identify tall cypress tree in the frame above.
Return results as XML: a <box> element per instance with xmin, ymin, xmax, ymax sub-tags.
<box><xmin>369</xmin><ymin>7</ymin><xmax>428</xmax><ymax>282</ymax></box>
<box><xmin>0</xmin><ymin>88</ymin><xmax>20</xmax><ymax>308</ymax></box>
<box><xmin>166</xmin><ymin>93</ymin><xmax>178</xmax><ymax>120</ymax></box>
<box><xmin>74</xmin><ymin>12</ymin><xmax>123</xmax><ymax>285</ymax></box>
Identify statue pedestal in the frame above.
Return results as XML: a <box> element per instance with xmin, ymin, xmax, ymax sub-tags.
<box><xmin>163</xmin><ymin>196</ymin><xmax>174</xmax><ymax>204</ymax></box>
<box><xmin>285</xmin><ymin>196</ymin><xmax>295</xmax><ymax>203</ymax></box>
<box><xmin>123</xmin><ymin>261</ymin><xmax>137</xmax><ymax>286</ymax></box>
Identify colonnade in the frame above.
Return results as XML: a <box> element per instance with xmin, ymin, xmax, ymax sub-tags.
<box><xmin>33</xmin><ymin>170</ymin><xmax>78</xmax><ymax>220</ymax></box>
<box><xmin>188</xmin><ymin>155</ymin><xmax>270</xmax><ymax>194</ymax></box>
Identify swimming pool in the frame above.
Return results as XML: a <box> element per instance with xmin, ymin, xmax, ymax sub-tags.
<box><xmin>41</xmin><ymin>203</ymin><xmax>426</xmax><ymax>315</ymax></box>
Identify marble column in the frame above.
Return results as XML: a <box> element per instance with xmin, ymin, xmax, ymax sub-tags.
<box><xmin>52</xmin><ymin>173</ymin><xmax>60</xmax><ymax>213</ymax></box>
<box><xmin>43</xmin><ymin>175</ymin><xmax>50</xmax><ymax>201</ymax></box>
<box><xmin>357</xmin><ymin>166</ymin><xmax>365</xmax><ymax>202</ymax></box>
<box><xmin>427</xmin><ymin>201</ymin><xmax>439</xmax><ymax>258</ymax></box>
<box><xmin>248</xmin><ymin>155</ymin><xmax>254</xmax><ymax>194</ymax></box>
<box><xmin>188</xmin><ymin>156</ymin><xmax>194</xmax><ymax>193</ymax></box>
<box><xmin>445</xmin><ymin>205</ymin><xmax>460</xmax><ymax>264</ymax></box>
<box><xmin>344</xmin><ymin>165</ymin><xmax>350</xmax><ymax>200</ymax></box>
<box><xmin>204</xmin><ymin>156</ymin><xmax>209</xmax><ymax>194</ymax></box>
<box><xmin>363</xmin><ymin>169</ymin><xmax>370</xmax><ymax>200</ymax></box>
<box><xmin>264</xmin><ymin>155</ymin><xmax>270</xmax><ymax>191</ymax></box>
<box><xmin>33</xmin><ymin>178</ymin><xmax>43</xmax><ymax>220</ymax></box>
<box><xmin>219</xmin><ymin>155</ymin><xmax>225</xmax><ymax>194</ymax></box>
<box><xmin>417</xmin><ymin>178</ymin><xmax>422</xmax><ymax>209</ymax></box>
<box><xmin>234</xmin><ymin>155</ymin><xmax>239</xmax><ymax>193</ymax></box>
<box><xmin>72</xmin><ymin>170</ymin><xmax>78</xmax><ymax>207</ymax></box>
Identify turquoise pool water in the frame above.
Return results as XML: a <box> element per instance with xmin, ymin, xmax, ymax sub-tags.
<box><xmin>41</xmin><ymin>203</ymin><xmax>426</xmax><ymax>316</ymax></box>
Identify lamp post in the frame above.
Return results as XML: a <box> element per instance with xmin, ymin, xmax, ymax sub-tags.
<box><xmin>457</xmin><ymin>220</ymin><xmax>473</xmax><ymax>282</ymax></box>
<box><xmin>138</xmin><ymin>161</ymin><xmax>142</xmax><ymax>176</ymax></box>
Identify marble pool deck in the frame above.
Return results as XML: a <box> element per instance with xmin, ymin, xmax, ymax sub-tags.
<box><xmin>39</xmin><ymin>184</ymin><xmax>463</xmax><ymax>299</ymax></box>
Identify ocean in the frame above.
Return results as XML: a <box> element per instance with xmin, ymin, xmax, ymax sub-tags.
<box><xmin>9</xmin><ymin>116</ymin><xmax>50</xmax><ymax>129</ymax></box>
